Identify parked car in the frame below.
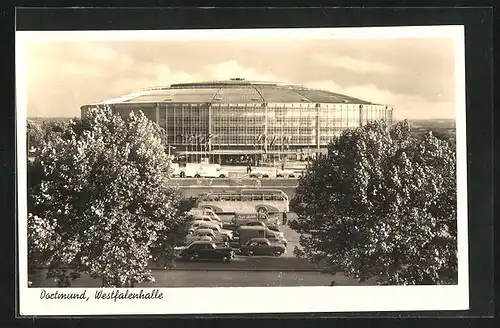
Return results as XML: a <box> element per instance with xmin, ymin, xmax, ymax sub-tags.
<box><xmin>188</xmin><ymin>208</ymin><xmax>223</xmax><ymax>224</ymax></box>
<box><xmin>249</xmin><ymin>169</ymin><xmax>270</xmax><ymax>178</ymax></box>
<box><xmin>266</xmin><ymin>225</ymin><xmax>288</xmax><ymax>246</ymax></box>
<box><xmin>267</xmin><ymin>225</ymin><xmax>284</xmax><ymax>238</ymax></box>
<box><xmin>237</xmin><ymin>226</ymin><xmax>282</xmax><ymax>246</ymax></box>
<box><xmin>189</xmin><ymin>223</ymin><xmax>233</xmax><ymax>241</ymax></box>
<box><xmin>240</xmin><ymin>238</ymin><xmax>286</xmax><ymax>256</ymax></box>
<box><xmin>189</xmin><ymin>215</ymin><xmax>223</xmax><ymax>228</ymax></box>
<box><xmin>276</xmin><ymin>169</ymin><xmax>300</xmax><ymax>178</ymax></box>
<box><xmin>185</xmin><ymin>228</ymin><xmax>224</xmax><ymax>245</ymax></box>
<box><xmin>179</xmin><ymin>241</ymin><xmax>235</xmax><ymax>263</ymax></box>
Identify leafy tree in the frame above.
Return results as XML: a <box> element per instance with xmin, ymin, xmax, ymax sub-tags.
<box><xmin>26</xmin><ymin>120</ymin><xmax>44</xmax><ymax>155</ymax></box>
<box><xmin>27</xmin><ymin>120</ymin><xmax>74</xmax><ymax>156</ymax></box>
<box><xmin>28</xmin><ymin>106</ymin><xmax>193</xmax><ymax>287</ymax></box>
<box><xmin>290</xmin><ymin>120</ymin><xmax>457</xmax><ymax>285</ymax></box>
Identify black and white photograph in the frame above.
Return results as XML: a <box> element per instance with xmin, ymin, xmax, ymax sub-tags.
<box><xmin>17</xmin><ymin>25</ymin><xmax>468</xmax><ymax>315</ymax></box>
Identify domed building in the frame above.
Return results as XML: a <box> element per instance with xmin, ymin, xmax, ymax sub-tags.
<box><xmin>81</xmin><ymin>78</ymin><xmax>393</xmax><ymax>164</ymax></box>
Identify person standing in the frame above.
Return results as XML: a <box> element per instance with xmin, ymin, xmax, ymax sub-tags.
<box><xmin>282</xmin><ymin>212</ymin><xmax>288</xmax><ymax>225</ymax></box>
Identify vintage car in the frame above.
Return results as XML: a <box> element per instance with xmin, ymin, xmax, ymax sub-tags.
<box><xmin>179</xmin><ymin>241</ymin><xmax>235</xmax><ymax>263</ymax></box>
<box><xmin>188</xmin><ymin>208</ymin><xmax>223</xmax><ymax>225</ymax></box>
<box><xmin>249</xmin><ymin>168</ymin><xmax>270</xmax><ymax>178</ymax></box>
<box><xmin>239</xmin><ymin>237</ymin><xmax>286</xmax><ymax>256</ymax></box>
<box><xmin>185</xmin><ymin>228</ymin><xmax>225</xmax><ymax>245</ymax></box>
<box><xmin>189</xmin><ymin>215</ymin><xmax>223</xmax><ymax>228</ymax></box>
<box><xmin>189</xmin><ymin>222</ymin><xmax>234</xmax><ymax>241</ymax></box>
<box><xmin>276</xmin><ymin>169</ymin><xmax>301</xmax><ymax>178</ymax></box>
<box><xmin>266</xmin><ymin>225</ymin><xmax>288</xmax><ymax>246</ymax></box>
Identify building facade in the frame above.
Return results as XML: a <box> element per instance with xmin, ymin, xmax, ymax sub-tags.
<box><xmin>81</xmin><ymin>79</ymin><xmax>393</xmax><ymax>164</ymax></box>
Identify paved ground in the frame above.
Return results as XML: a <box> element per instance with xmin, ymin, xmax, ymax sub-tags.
<box><xmin>28</xmin><ymin>211</ymin><xmax>376</xmax><ymax>287</ymax></box>
<box><xmin>29</xmin><ymin>270</ymin><xmax>366</xmax><ymax>288</ymax></box>
<box><xmin>152</xmin><ymin>256</ymin><xmax>322</xmax><ymax>271</ymax></box>
<box><xmin>168</xmin><ymin>178</ymin><xmax>300</xmax><ymax>188</ymax></box>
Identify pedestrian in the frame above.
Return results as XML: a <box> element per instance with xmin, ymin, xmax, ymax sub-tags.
<box><xmin>282</xmin><ymin>212</ymin><xmax>287</xmax><ymax>225</ymax></box>
<box><xmin>281</xmin><ymin>163</ymin><xmax>285</xmax><ymax>171</ymax></box>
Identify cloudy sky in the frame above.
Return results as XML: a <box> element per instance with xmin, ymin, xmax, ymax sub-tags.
<box><xmin>24</xmin><ymin>37</ymin><xmax>457</xmax><ymax>120</ymax></box>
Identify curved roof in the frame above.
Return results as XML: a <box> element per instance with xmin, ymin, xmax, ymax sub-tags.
<box><xmin>95</xmin><ymin>78</ymin><xmax>378</xmax><ymax>106</ymax></box>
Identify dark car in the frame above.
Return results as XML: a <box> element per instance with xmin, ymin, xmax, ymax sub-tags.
<box><xmin>179</xmin><ymin>241</ymin><xmax>235</xmax><ymax>263</ymax></box>
<box><xmin>240</xmin><ymin>238</ymin><xmax>286</xmax><ymax>256</ymax></box>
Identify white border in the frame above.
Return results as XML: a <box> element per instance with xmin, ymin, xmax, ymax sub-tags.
<box><xmin>16</xmin><ymin>26</ymin><xmax>468</xmax><ymax>315</ymax></box>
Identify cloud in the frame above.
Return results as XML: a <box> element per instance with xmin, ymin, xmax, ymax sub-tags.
<box><xmin>304</xmin><ymin>80</ymin><xmax>455</xmax><ymax>120</ymax></box>
<box><xmin>24</xmin><ymin>39</ymin><xmax>457</xmax><ymax>120</ymax></box>
<box><xmin>203</xmin><ymin>60</ymin><xmax>288</xmax><ymax>83</ymax></box>
<box><xmin>59</xmin><ymin>62</ymin><xmax>102</xmax><ymax>78</ymax></box>
<box><xmin>312</xmin><ymin>54</ymin><xmax>395</xmax><ymax>74</ymax></box>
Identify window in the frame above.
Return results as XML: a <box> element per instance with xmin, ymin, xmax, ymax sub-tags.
<box><xmin>252</xmin><ymin>194</ymin><xmax>263</xmax><ymax>201</ymax></box>
<box><xmin>241</xmin><ymin>195</ymin><xmax>251</xmax><ymax>201</ymax></box>
<box><xmin>190</xmin><ymin>244</ymin><xmax>203</xmax><ymax>250</ymax></box>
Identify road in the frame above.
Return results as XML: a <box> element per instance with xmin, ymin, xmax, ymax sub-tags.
<box><xmin>29</xmin><ymin>270</ymin><xmax>367</xmax><ymax>288</ymax></box>
<box><xmin>169</xmin><ymin>178</ymin><xmax>300</xmax><ymax>188</ymax></box>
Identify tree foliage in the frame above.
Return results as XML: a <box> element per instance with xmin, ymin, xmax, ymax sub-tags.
<box><xmin>290</xmin><ymin>120</ymin><xmax>457</xmax><ymax>285</ymax></box>
<box><xmin>27</xmin><ymin>120</ymin><xmax>73</xmax><ymax>154</ymax></box>
<box><xmin>28</xmin><ymin>107</ymin><xmax>193</xmax><ymax>287</ymax></box>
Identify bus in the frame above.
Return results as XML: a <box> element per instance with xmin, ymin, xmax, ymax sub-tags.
<box><xmin>198</xmin><ymin>189</ymin><xmax>290</xmax><ymax>215</ymax></box>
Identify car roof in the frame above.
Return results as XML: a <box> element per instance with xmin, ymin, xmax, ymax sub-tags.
<box><xmin>193</xmin><ymin>215</ymin><xmax>212</xmax><ymax>219</ymax></box>
<box><xmin>189</xmin><ymin>241</ymin><xmax>213</xmax><ymax>245</ymax></box>
<box><xmin>191</xmin><ymin>220</ymin><xmax>217</xmax><ymax>225</ymax></box>
<box><xmin>195</xmin><ymin>228</ymin><xmax>214</xmax><ymax>233</ymax></box>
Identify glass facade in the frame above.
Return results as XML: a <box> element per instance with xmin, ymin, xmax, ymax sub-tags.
<box><xmin>267</xmin><ymin>103</ymin><xmax>316</xmax><ymax>147</ymax></box>
<box><xmin>211</xmin><ymin>103</ymin><xmax>265</xmax><ymax>146</ymax></box>
<box><xmin>114</xmin><ymin>104</ymin><xmax>157</xmax><ymax>123</ymax></box>
<box><xmin>164</xmin><ymin>103</ymin><xmax>209</xmax><ymax>145</ymax></box>
<box><xmin>107</xmin><ymin>102</ymin><xmax>392</xmax><ymax>153</ymax></box>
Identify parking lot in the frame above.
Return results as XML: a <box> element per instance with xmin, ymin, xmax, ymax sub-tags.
<box><xmin>30</xmin><ymin>179</ymin><xmax>344</xmax><ymax>287</ymax></box>
<box><xmin>216</xmin><ymin>213</ymin><xmax>300</xmax><ymax>257</ymax></box>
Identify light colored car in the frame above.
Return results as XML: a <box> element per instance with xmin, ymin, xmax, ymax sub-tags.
<box><xmin>189</xmin><ymin>208</ymin><xmax>223</xmax><ymax>225</ymax></box>
<box><xmin>189</xmin><ymin>220</ymin><xmax>220</xmax><ymax>231</ymax></box>
<box><xmin>189</xmin><ymin>215</ymin><xmax>223</xmax><ymax>228</ymax></box>
<box><xmin>249</xmin><ymin>168</ymin><xmax>270</xmax><ymax>178</ymax></box>
<box><xmin>267</xmin><ymin>225</ymin><xmax>288</xmax><ymax>246</ymax></box>
<box><xmin>189</xmin><ymin>222</ymin><xmax>234</xmax><ymax>240</ymax></box>
<box><xmin>185</xmin><ymin>228</ymin><xmax>218</xmax><ymax>245</ymax></box>
<box><xmin>276</xmin><ymin>169</ymin><xmax>300</xmax><ymax>178</ymax></box>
